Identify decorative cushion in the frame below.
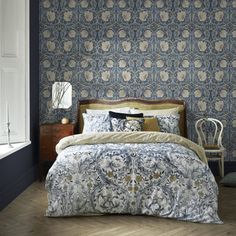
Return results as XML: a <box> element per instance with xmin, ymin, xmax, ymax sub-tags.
<box><xmin>127</xmin><ymin>116</ymin><xmax>160</xmax><ymax>132</ymax></box>
<box><xmin>86</xmin><ymin>107</ymin><xmax>130</xmax><ymax>115</ymax></box>
<box><xmin>156</xmin><ymin>114</ymin><xmax>180</xmax><ymax>135</ymax></box>
<box><xmin>111</xmin><ymin>118</ymin><xmax>144</xmax><ymax>132</ymax></box>
<box><xmin>82</xmin><ymin>113</ymin><xmax>111</xmax><ymax>133</ymax></box>
<box><xmin>220</xmin><ymin>172</ymin><xmax>236</xmax><ymax>187</ymax></box>
<box><xmin>143</xmin><ymin>117</ymin><xmax>160</xmax><ymax>131</ymax></box>
<box><xmin>130</xmin><ymin>107</ymin><xmax>179</xmax><ymax>116</ymax></box>
<box><xmin>109</xmin><ymin>111</ymin><xmax>143</xmax><ymax>119</ymax></box>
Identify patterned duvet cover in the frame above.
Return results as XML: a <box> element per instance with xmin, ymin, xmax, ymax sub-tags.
<box><xmin>45</xmin><ymin>132</ymin><xmax>222</xmax><ymax>224</ymax></box>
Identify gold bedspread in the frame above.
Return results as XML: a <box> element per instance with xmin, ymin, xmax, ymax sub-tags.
<box><xmin>56</xmin><ymin>132</ymin><xmax>207</xmax><ymax>164</ymax></box>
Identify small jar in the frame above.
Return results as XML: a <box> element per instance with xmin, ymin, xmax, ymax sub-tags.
<box><xmin>61</xmin><ymin>117</ymin><xmax>69</xmax><ymax>124</ymax></box>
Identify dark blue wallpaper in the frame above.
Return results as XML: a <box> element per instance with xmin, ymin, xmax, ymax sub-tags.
<box><xmin>39</xmin><ymin>0</ymin><xmax>236</xmax><ymax>161</ymax></box>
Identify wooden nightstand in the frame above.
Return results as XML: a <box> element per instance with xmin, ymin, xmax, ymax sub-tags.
<box><xmin>39</xmin><ymin>123</ymin><xmax>76</xmax><ymax>180</ymax></box>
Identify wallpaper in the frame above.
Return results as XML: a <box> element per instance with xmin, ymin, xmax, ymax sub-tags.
<box><xmin>39</xmin><ymin>0</ymin><xmax>236</xmax><ymax>161</ymax></box>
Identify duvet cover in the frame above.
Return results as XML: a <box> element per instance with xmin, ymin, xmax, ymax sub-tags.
<box><xmin>45</xmin><ymin>132</ymin><xmax>222</xmax><ymax>224</ymax></box>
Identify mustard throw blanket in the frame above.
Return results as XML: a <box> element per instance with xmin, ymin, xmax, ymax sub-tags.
<box><xmin>56</xmin><ymin>132</ymin><xmax>207</xmax><ymax>164</ymax></box>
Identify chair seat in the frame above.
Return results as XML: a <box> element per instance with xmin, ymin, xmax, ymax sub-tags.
<box><xmin>204</xmin><ymin>144</ymin><xmax>224</xmax><ymax>153</ymax></box>
<box><xmin>204</xmin><ymin>144</ymin><xmax>219</xmax><ymax>149</ymax></box>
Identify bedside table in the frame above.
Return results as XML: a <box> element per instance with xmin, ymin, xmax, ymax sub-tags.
<box><xmin>39</xmin><ymin>123</ymin><xmax>76</xmax><ymax>180</ymax></box>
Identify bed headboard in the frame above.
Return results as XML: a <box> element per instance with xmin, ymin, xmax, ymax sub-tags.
<box><xmin>77</xmin><ymin>99</ymin><xmax>187</xmax><ymax>138</ymax></box>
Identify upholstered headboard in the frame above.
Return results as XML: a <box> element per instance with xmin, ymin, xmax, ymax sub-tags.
<box><xmin>77</xmin><ymin>99</ymin><xmax>187</xmax><ymax>138</ymax></box>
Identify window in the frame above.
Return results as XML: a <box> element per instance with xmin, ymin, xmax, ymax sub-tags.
<box><xmin>0</xmin><ymin>0</ymin><xmax>29</xmax><ymax>147</ymax></box>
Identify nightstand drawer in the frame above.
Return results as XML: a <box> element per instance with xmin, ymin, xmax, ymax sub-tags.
<box><xmin>40</xmin><ymin>125</ymin><xmax>52</xmax><ymax>134</ymax></box>
<box><xmin>52</xmin><ymin>124</ymin><xmax>74</xmax><ymax>132</ymax></box>
<box><xmin>39</xmin><ymin>123</ymin><xmax>76</xmax><ymax>180</ymax></box>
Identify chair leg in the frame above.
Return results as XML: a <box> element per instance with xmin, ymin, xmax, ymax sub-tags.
<box><xmin>218</xmin><ymin>153</ymin><xmax>224</xmax><ymax>178</ymax></box>
<box><xmin>221</xmin><ymin>154</ymin><xmax>224</xmax><ymax>177</ymax></box>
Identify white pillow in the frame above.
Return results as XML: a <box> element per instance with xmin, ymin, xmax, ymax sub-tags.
<box><xmin>130</xmin><ymin>107</ymin><xmax>179</xmax><ymax>116</ymax></box>
<box><xmin>86</xmin><ymin>107</ymin><xmax>131</xmax><ymax>115</ymax></box>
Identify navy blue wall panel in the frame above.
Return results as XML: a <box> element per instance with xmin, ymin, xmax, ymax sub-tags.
<box><xmin>0</xmin><ymin>0</ymin><xmax>39</xmax><ymax>210</ymax></box>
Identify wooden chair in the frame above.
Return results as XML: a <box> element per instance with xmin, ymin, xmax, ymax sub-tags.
<box><xmin>195</xmin><ymin>118</ymin><xmax>225</xmax><ymax>177</ymax></box>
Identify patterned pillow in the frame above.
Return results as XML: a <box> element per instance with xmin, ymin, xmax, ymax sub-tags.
<box><xmin>82</xmin><ymin>113</ymin><xmax>111</xmax><ymax>133</ymax></box>
<box><xmin>111</xmin><ymin>118</ymin><xmax>144</xmax><ymax>132</ymax></box>
<box><xmin>156</xmin><ymin>114</ymin><xmax>180</xmax><ymax>135</ymax></box>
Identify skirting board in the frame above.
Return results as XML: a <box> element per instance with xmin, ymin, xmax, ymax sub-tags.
<box><xmin>0</xmin><ymin>165</ymin><xmax>38</xmax><ymax>210</ymax></box>
<box><xmin>209</xmin><ymin>161</ymin><xmax>236</xmax><ymax>176</ymax></box>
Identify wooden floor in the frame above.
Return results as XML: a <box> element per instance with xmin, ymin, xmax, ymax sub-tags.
<box><xmin>0</xmin><ymin>181</ymin><xmax>236</xmax><ymax>236</ymax></box>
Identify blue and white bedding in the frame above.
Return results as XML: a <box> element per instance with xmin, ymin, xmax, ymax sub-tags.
<box><xmin>45</xmin><ymin>132</ymin><xmax>222</xmax><ymax>224</ymax></box>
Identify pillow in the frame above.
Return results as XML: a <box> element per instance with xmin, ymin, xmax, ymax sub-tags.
<box><xmin>127</xmin><ymin>116</ymin><xmax>160</xmax><ymax>132</ymax></box>
<box><xmin>109</xmin><ymin>111</ymin><xmax>143</xmax><ymax>119</ymax></box>
<box><xmin>86</xmin><ymin>107</ymin><xmax>130</xmax><ymax>115</ymax></box>
<box><xmin>143</xmin><ymin>117</ymin><xmax>160</xmax><ymax>131</ymax></box>
<box><xmin>110</xmin><ymin>118</ymin><xmax>144</xmax><ymax>132</ymax></box>
<box><xmin>130</xmin><ymin>107</ymin><xmax>179</xmax><ymax>116</ymax></box>
<box><xmin>156</xmin><ymin>114</ymin><xmax>180</xmax><ymax>135</ymax></box>
<box><xmin>220</xmin><ymin>172</ymin><xmax>236</xmax><ymax>187</ymax></box>
<box><xmin>82</xmin><ymin>113</ymin><xmax>111</xmax><ymax>133</ymax></box>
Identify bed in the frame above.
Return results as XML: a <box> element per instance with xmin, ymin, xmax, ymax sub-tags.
<box><xmin>45</xmin><ymin>99</ymin><xmax>222</xmax><ymax>224</ymax></box>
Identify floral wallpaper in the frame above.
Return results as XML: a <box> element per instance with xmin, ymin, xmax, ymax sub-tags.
<box><xmin>39</xmin><ymin>0</ymin><xmax>236</xmax><ymax>161</ymax></box>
